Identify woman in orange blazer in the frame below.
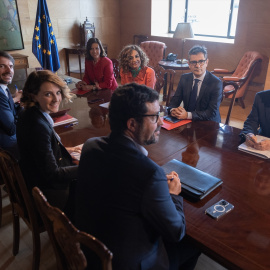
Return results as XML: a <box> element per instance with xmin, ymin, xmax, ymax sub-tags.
<box><xmin>119</xmin><ymin>45</ymin><xmax>156</xmax><ymax>88</ymax></box>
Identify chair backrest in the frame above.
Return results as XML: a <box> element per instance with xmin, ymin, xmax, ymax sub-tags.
<box><xmin>154</xmin><ymin>65</ymin><xmax>176</xmax><ymax>106</ymax></box>
<box><xmin>133</xmin><ymin>34</ymin><xmax>148</xmax><ymax>45</ymax></box>
<box><xmin>0</xmin><ymin>148</ymin><xmax>41</xmax><ymax>231</ymax></box>
<box><xmin>32</xmin><ymin>187</ymin><xmax>113</xmax><ymax>270</ymax></box>
<box><xmin>232</xmin><ymin>51</ymin><xmax>263</xmax><ymax>79</ymax></box>
<box><xmin>110</xmin><ymin>58</ymin><xmax>120</xmax><ymax>79</ymax></box>
<box><xmin>140</xmin><ymin>41</ymin><xmax>167</xmax><ymax>68</ymax></box>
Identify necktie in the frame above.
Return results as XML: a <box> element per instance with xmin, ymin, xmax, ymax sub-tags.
<box><xmin>188</xmin><ymin>79</ymin><xmax>200</xmax><ymax>112</ymax></box>
<box><xmin>6</xmin><ymin>87</ymin><xmax>15</xmax><ymax>111</ymax></box>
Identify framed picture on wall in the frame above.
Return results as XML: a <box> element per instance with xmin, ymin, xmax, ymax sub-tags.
<box><xmin>0</xmin><ymin>0</ymin><xmax>24</xmax><ymax>51</ymax></box>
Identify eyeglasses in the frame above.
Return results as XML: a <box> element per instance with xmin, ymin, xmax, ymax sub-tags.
<box><xmin>139</xmin><ymin>112</ymin><xmax>160</xmax><ymax>123</ymax></box>
<box><xmin>189</xmin><ymin>59</ymin><xmax>207</xmax><ymax>66</ymax></box>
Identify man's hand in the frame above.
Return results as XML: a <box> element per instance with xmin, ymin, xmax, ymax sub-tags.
<box><xmin>245</xmin><ymin>133</ymin><xmax>270</xmax><ymax>151</ymax></box>
<box><xmin>75</xmin><ymin>80</ymin><xmax>87</xmax><ymax>89</ymax></box>
<box><xmin>167</xmin><ymin>171</ymin><xmax>181</xmax><ymax>195</ymax></box>
<box><xmin>170</xmin><ymin>107</ymin><xmax>188</xmax><ymax>119</ymax></box>
<box><xmin>254</xmin><ymin>139</ymin><xmax>270</xmax><ymax>151</ymax></box>
<box><xmin>13</xmin><ymin>89</ymin><xmax>23</xmax><ymax>103</ymax></box>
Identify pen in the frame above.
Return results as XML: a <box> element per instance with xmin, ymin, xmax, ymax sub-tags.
<box><xmin>15</xmin><ymin>84</ymin><xmax>18</xmax><ymax>91</ymax></box>
<box><xmin>64</xmin><ymin>122</ymin><xmax>78</xmax><ymax>128</ymax></box>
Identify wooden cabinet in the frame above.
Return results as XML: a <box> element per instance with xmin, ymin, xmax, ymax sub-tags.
<box><xmin>10</xmin><ymin>53</ymin><xmax>29</xmax><ymax>92</ymax></box>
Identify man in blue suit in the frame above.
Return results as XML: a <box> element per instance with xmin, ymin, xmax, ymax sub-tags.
<box><xmin>168</xmin><ymin>45</ymin><xmax>223</xmax><ymax>122</ymax></box>
<box><xmin>240</xmin><ymin>90</ymin><xmax>270</xmax><ymax>150</ymax></box>
<box><xmin>0</xmin><ymin>51</ymin><xmax>22</xmax><ymax>159</ymax></box>
<box><xmin>75</xmin><ymin>83</ymin><xmax>200</xmax><ymax>269</ymax></box>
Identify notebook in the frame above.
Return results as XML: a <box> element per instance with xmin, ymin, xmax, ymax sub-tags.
<box><xmin>162</xmin><ymin>119</ymin><xmax>192</xmax><ymax>130</ymax></box>
<box><xmin>238</xmin><ymin>135</ymin><xmax>270</xmax><ymax>159</ymax></box>
<box><xmin>162</xmin><ymin>159</ymin><xmax>223</xmax><ymax>201</ymax></box>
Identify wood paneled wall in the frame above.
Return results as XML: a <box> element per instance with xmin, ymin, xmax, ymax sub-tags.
<box><xmin>10</xmin><ymin>0</ymin><xmax>121</xmax><ymax>75</ymax></box>
<box><xmin>8</xmin><ymin>0</ymin><xmax>270</xmax><ymax>92</ymax></box>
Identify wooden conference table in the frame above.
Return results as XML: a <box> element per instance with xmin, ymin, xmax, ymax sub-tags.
<box><xmin>56</xmin><ymin>86</ymin><xmax>270</xmax><ymax>270</ymax></box>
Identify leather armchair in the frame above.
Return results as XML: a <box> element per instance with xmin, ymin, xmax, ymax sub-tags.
<box><xmin>140</xmin><ymin>41</ymin><xmax>167</xmax><ymax>68</ymax></box>
<box><xmin>212</xmin><ymin>51</ymin><xmax>263</xmax><ymax>109</ymax></box>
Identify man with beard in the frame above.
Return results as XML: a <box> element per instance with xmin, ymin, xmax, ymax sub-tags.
<box><xmin>0</xmin><ymin>51</ymin><xmax>22</xmax><ymax>158</ymax></box>
<box><xmin>75</xmin><ymin>83</ymin><xmax>200</xmax><ymax>270</ymax></box>
<box><xmin>168</xmin><ymin>45</ymin><xmax>222</xmax><ymax>122</ymax></box>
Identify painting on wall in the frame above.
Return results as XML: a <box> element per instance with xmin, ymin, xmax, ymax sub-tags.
<box><xmin>0</xmin><ymin>0</ymin><xmax>24</xmax><ymax>51</ymax></box>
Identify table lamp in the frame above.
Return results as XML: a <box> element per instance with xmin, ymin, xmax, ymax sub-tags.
<box><xmin>173</xmin><ymin>23</ymin><xmax>194</xmax><ymax>64</ymax></box>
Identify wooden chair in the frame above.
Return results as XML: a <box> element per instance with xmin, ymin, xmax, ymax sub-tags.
<box><xmin>32</xmin><ymin>187</ymin><xmax>113</xmax><ymax>270</ymax></box>
<box><xmin>111</xmin><ymin>58</ymin><xmax>120</xmax><ymax>79</ymax></box>
<box><xmin>154</xmin><ymin>65</ymin><xmax>175</xmax><ymax>106</ymax></box>
<box><xmin>212</xmin><ymin>51</ymin><xmax>263</xmax><ymax>109</ymax></box>
<box><xmin>140</xmin><ymin>41</ymin><xmax>167</xmax><ymax>68</ymax></box>
<box><xmin>0</xmin><ymin>148</ymin><xmax>45</xmax><ymax>270</ymax></box>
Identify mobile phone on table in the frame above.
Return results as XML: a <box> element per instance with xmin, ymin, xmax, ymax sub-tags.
<box><xmin>88</xmin><ymin>98</ymin><xmax>104</xmax><ymax>104</ymax></box>
<box><xmin>164</xmin><ymin>115</ymin><xmax>182</xmax><ymax>123</ymax></box>
<box><xmin>205</xmin><ymin>199</ymin><xmax>234</xmax><ymax>220</ymax></box>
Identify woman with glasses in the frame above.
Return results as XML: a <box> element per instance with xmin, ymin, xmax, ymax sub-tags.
<box><xmin>75</xmin><ymin>38</ymin><xmax>118</xmax><ymax>91</ymax></box>
<box><xmin>118</xmin><ymin>45</ymin><xmax>156</xmax><ymax>88</ymax></box>
<box><xmin>168</xmin><ymin>45</ymin><xmax>223</xmax><ymax>122</ymax></box>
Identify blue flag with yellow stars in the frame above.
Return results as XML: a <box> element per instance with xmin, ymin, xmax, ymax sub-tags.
<box><xmin>32</xmin><ymin>0</ymin><xmax>60</xmax><ymax>72</ymax></box>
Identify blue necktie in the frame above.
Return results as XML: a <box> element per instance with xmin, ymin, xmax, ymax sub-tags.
<box><xmin>6</xmin><ymin>87</ymin><xmax>15</xmax><ymax>111</ymax></box>
<box><xmin>188</xmin><ymin>79</ymin><xmax>200</xmax><ymax>112</ymax></box>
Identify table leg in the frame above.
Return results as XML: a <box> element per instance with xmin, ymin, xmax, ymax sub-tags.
<box><xmin>163</xmin><ymin>73</ymin><xmax>168</xmax><ymax>102</ymax></box>
<box><xmin>65</xmin><ymin>49</ymin><xmax>70</xmax><ymax>76</ymax></box>
<box><xmin>78</xmin><ymin>55</ymin><xmax>82</xmax><ymax>80</ymax></box>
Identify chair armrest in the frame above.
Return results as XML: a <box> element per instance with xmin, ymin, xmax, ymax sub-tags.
<box><xmin>212</xmin><ymin>68</ymin><xmax>232</xmax><ymax>74</ymax></box>
<box><xmin>223</xmin><ymin>76</ymin><xmax>240</xmax><ymax>82</ymax></box>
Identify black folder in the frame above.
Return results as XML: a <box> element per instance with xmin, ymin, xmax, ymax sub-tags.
<box><xmin>162</xmin><ymin>159</ymin><xmax>223</xmax><ymax>201</ymax></box>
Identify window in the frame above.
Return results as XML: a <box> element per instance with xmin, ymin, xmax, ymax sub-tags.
<box><xmin>169</xmin><ymin>0</ymin><xmax>239</xmax><ymax>39</ymax></box>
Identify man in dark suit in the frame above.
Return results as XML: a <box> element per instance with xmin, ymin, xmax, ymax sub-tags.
<box><xmin>75</xmin><ymin>83</ymin><xmax>200</xmax><ymax>270</ymax></box>
<box><xmin>168</xmin><ymin>45</ymin><xmax>223</xmax><ymax>122</ymax></box>
<box><xmin>0</xmin><ymin>51</ymin><xmax>22</xmax><ymax>159</ymax></box>
<box><xmin>240</xmin><ymin>90</ymin><xmax>270</xmax><ymax>150</ymax></box>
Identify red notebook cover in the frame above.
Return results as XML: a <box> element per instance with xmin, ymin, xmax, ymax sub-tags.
<box><xmin>162</xmin><ymin>119</ymin><xmax>192</xmax><ymax>130</ymax></box>
<box><xmin>52</xmin><ymin>114</ymin><xmax>78</xmax><ymax>127</ymax></box>
<box><xmin>71</xmin><ymin>88</ymin><xmax>90</xmax><ymax>95</ymax></box>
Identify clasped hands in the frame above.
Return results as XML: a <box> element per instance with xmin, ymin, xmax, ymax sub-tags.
<box><xmin>166</xmin><ymin>171</ymin><xmax>182</xmax><ymax>195</ymax></box>
<box><xmin>245</xmin><ymin>133</ymin><xmax>270</xmax><ymax>151</ymax></box>
<box><xmin>75</xmin><ymin>81</ymin><xmax>101</xmax><ymax>91</ymax></box>
<box><xmin>170</xmin><ymin>107</ymin><xmax>188</xmax><ymax>119</ymax></box>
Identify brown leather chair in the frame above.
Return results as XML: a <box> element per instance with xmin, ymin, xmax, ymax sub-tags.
<box><xmin>212</xmin><ymin>51</ymin><xmax>263</xmax><ymax>109</ymax></box>
<box><xmin>32</xmin><ymin>187</ymin><xmax>113</xmax><ymax>270</ymax></box>
<box><xmin>0</xmin><ymin>148</ymin><xmax>45</xmax><ymax>270</ymax></box>
<box><xmin>110</xmin><ymin>58</ymin><xmax>120</xmax><ymax>79</ymax></box>
<box><xmin>140</xmin><ymin>41</ymin><xmax>167</xmax><ymax>68</ymax></box>
<box><xmin>154</xmin><ymin>65</ymin><xmax>175</xmax><ymax>106</ymax></box>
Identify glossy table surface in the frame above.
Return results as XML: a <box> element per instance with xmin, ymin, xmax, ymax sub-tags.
<box><xmin>159</xmin><ymin>60</ymin><xmax>190</xmax><ymax>71</ymax></box>
<box><xmin>57</xmin><ymin>81</ymin><xmax>270</xmax><ymax>270</ymax></box>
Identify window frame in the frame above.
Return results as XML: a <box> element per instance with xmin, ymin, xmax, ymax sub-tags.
<box><xmin>169</xmin><ymin>0</ymin><xmax>238</xmax><ymax>39</ymax></box>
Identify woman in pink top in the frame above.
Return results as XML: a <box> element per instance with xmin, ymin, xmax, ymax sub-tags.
<box><xmin>119</xmin><ymin>45</ymin><xmax>156</xmax><ymax>88</ymax></box>
<box><xmin>75</xmin><ymin>38</ymin><xmax>118</xmax><ymax>91</ymax></box>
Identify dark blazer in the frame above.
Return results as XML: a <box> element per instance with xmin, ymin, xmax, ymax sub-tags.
<box><xmin>16</xmin><ymin>106</ymin><xmax>77</xmax><ymax>209</ymax></box>
<box><xmin>241</xmin><ymin>90</ymin><xmax>270</xmax><ymax>138</ymax></box>
<box><xmin>169</xmin><ymin>71</ymin><xmax>223</xmax><ymax>122</ymax></box>
<box><xmin>75</xmin><ymin>133</ymin><xmax>186</xmax><ymax>270</ymax></box>
<box><xmin>0</xmin><ymin>86</ymin><xmax>21</xmax><ymax>158</ymax></box>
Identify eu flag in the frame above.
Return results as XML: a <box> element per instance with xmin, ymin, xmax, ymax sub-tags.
<box><xmin>32</xmin><ymin>0</ymin><xmax>60</xmax><ymax>72</ymax></box>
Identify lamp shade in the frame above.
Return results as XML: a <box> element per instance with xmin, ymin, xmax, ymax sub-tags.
<box><xmin>173</xmin><ymin>23</ymin><xmax>194</xmax><ymax>39</ymax></box>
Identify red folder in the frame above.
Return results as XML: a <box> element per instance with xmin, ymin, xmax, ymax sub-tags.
<box><xmin>71</xmin><ymin>88</ymin><xmax>90</xmax><ymax>95</ymax></box>
<box><xmin>162</xmin><ymin>119</ymin><xmax>192</xmax><ymax>130</ymax></box>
